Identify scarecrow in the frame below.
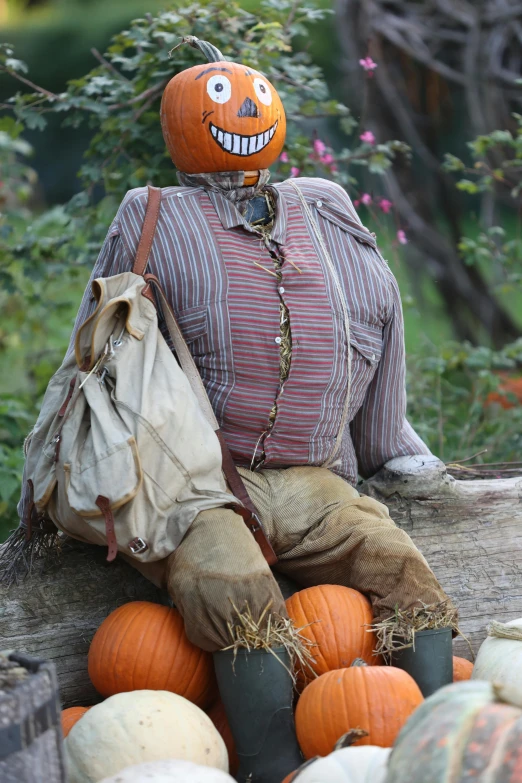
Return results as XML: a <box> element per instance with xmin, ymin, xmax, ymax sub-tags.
<box><xmin>15</xmin><ymin>37</ymin><xmax>456</xmax><ymax>783</ymax></box>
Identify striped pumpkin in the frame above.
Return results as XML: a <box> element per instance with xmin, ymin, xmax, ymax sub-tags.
<box><xmin>385</xmin><ymin>681</ymin><xmax>522</xmax><ymax>782</ymax></box>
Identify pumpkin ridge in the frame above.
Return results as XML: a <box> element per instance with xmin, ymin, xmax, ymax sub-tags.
<box><xmin>326</xmin><ymin>591</ymin><xmax>342</xmax><ymax>671</ymax></box>
<box><xmin>312</xmin><ymin>591</ymin><xmax>329</xmax><ymax>673</ymax></box>
<box><xmin>144</xmin><ymin>606</ymin><xmax>171</xmax><ymax>688</ymax></box>
<box><xmin>107</xmin><ymin>603</ymin><xmax>147</xmax><ymax>695</ymax></box>
<box><xmin>465</xmin><ymin>705</ymin><xmax>521</xmax><ymax>779</ymax></box>
<box><xmin>181</xmin><ymin>640</ymin><xmax>205</xmax><ymax>703</ymax></box>
<box><xmin>162</xmin><ymin>610</ymin><xmax>184</xmax><ymax>690</ymax></box>
<box><xmin>92</xmin><ymin>604</ymin><xmax>125</xmax><ymax>693</ymax></box>
<box><xmin>129</xmin><ymin>603</ymin><xmax>158</xmax><ymax>691</ymax></box>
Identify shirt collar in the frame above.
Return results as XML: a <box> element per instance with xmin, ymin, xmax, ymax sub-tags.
<box><xmin>206</xmin><ymin>185</ymin><xmax>288</xmax><ymax>245</ymax></box>
<box><xmin>176</xmin><ymin>169</ymin><xmax>288</xmax><ymax>245</ymax></box>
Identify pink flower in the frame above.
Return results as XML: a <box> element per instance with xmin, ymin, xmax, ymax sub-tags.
<box><xmin>321</xmin><ymin>153</ymin><xmax>335</xmax><ymax>165</ymax></box>
<box><xmin>379</xmin><ymin>198</ymin><xmax>393</xmax><ymax>214</ymax></box>
<box><xmin>359</xmin><ymin>56</ymin><xmax>378</xmax><ymax>72</ymax></box>
<box><xmin>313</xmin><ymin>139</ymin><xmax>326</xmax><ymax>156</ymax></box>
<box><xmin>290</xmin><ymin>166</ymin><xmax>300</xmax><ymax>178</ymax></box>
<box><xmin>359</xmin><ymin>130</ymin><xmax>376</xmax><ymax>145</ymax></box>
<box><xmin>279</xmin><ymin>152</ymin><xmax>289</xmax><ymax>163</ymax></box>
<box><xmin>397</xmin><ymin>229</ymin><xmax>408</xmax><ymax>245</ymax></box>
<box><xmin>353</xmin><ymin>199</ymin><xmax>360</xmax><ymax>207</ymax></box>
<box><xmin>360</xmin><ymin>193</ymin><xmax>372</xmax><ymax>206</ymax></box>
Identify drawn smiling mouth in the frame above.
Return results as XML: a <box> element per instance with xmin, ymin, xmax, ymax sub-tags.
<box><xmin>210</xmin><ymin>120</ymin><xmax>278</xmax><ymax>156</ymax></box>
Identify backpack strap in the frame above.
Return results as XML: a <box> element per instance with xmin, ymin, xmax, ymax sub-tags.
<box><xmin>132</xmin><ymin>185</ymin><xmax>162</xmax><ymax>277</ymax></box>
<box><xmin>136</xmin><ymin>186</ymin><xmax>277</xmax><ymax>566</ymax></box>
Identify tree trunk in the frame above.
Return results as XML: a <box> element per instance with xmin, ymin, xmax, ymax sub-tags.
<box><xmin>1</xmin><ymin>456</ymin><xmax>521</xmax><ymax>705</ymax></box>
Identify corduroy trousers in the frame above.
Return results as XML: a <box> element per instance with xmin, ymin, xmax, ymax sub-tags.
<box><xmin>134</xmin><ymin>466</ymin><xmax>453</xmax><ymax>652</ymax></box>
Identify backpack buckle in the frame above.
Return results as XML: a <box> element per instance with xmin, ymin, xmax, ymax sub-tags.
<box><xmin>128</xmin><ymin>537</ymin><xmax>148</xmax><ymax>555</ymax></box>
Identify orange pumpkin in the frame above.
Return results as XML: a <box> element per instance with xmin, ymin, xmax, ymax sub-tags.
<box><xmin>208</xmin><ymin>700</ymin><xmax>239</xmax><ymax>776</ymax></box>
<box><xmin>61</xmin><ymin>706</ymin><xmax>90</xmax><ymax>737</ymax></box>
<box><xmin>453</xmin><ymin>655</ymin><xmax>473</xmax><ymax>681</ymax></box>
<box><xmin>88</xmin><ymin>601</ymin><xmax>216</xmax><ymax>708</ymax></box>
<box><xmin>295</xmin><ymin>665</ymin><xmax>423</xmax><ymax>758</ymax></box>
<box><xmin>161</xmin><ymin>40</ymin><xmax>286</xmax><ymax>174</ymax></box>
<box><xmin>286</xmin><ymin>585</ymin><xmax>380</xmax><ymax>688</ymax></box>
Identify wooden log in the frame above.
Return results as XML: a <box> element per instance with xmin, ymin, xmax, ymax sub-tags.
<box><xmin>1</xmin><ymin>455</ymin><xmax>521</xmax><ymax>705</ymax></box>
<box><xmin>0</xmin><ymin>541</ymin><xmax>167</xmax><ymax>708</ymax></box>
<box><xmin>361</xmin><ymin>455</ymin><xmax>522</xmax><ymax>659</ymax></box>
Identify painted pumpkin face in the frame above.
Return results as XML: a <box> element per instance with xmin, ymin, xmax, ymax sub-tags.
<box><xmin>161</xmin><ymin>61</ymin><xmax>286</xmax><ymax>174</ymax></box>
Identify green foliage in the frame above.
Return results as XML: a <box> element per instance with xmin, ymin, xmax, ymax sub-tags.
<box><xmin>443</xmin><ymin>114</ymin><xmax>522</xmax><ymax>199</ymax></box>
<box><xmin>407</xmin><ymin>339</ymin><xmax>522</xmax><ymax>463</ymax></box>
<box><xmin>1</xmin><ymin>0</ymin><xmax>408</xmax><ymax>204</ymax></box>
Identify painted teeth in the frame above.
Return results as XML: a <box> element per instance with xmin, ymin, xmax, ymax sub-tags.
<box><xmin>209</xmin><ymin>120</ymin><xmax>278</xmax><ymax>156</ymax></box>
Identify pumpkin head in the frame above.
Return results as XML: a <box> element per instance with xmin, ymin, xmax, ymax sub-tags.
<box><xmin>295</xmin><ymin>664</ymin><xmax>423</xmax><ymax>758</ymax></box>
<box><xmin>161</xmin><ymin>38</ymin><xmax>286</xmax><ymax>174</ymax></box>
<box><xmin>453</xmin><ymin>655</ymin><xmax>473</xmax><ymax>682</ymax></box>
<box><xmin>88</xmin><ymin>601</ymin><xmax>217</xmax><ymax>708</ymax></box>
<box><xmin>61</xmin><ymin>706</ymin><xmax>90</xmax><ymax>738</ymax></box>
<box><xmin>285</xmin><ymin>585</ymin><xmax>381</xmax><ymax>690</ymax></box>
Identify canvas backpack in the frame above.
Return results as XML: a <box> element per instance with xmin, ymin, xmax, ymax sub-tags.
<box><xmin>21</xmin><ymin>186</ymin><xmax>276</xmax><ymax>566</ymax></box>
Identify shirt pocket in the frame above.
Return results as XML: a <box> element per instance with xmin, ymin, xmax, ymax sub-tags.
<box><xmin>313</xmin><ymin>199</ymin><xmax>377</xmax><ymax>249</ymax></box>
<box><xmin>349</xmin><ymin>320</ymin><xmax>382</xmax><ymax>367</ymax></box>
<box><xmin>176</xmin><ymin>304</ymin><xmax>209</xmax><ymax>344</ymax></box>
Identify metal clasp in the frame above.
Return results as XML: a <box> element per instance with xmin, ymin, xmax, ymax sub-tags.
<box><xmin>128</xmin><ymin>537</ymin><xmax>148</xmax><ymax>554</ymax></box>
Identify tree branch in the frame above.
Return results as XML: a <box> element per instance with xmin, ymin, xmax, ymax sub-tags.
<box><xmin>90</xmin><ymin>48</ymin><xmax>131</xmax><ymax>82</ymax></box>
<box><xmin>0</xmin><ymin>65</ymin><xmax>58</xmax><ymax>99</ymax></box>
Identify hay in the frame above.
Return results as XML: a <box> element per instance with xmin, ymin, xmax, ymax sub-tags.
<box><xmin>370</xmin><ymin>600</ymin><xmax>464</xmax><ymax>663</ymax></box>
<box><xmin>0</xmin><ymin>525</ymin><xmax>63</xmax><ymax>587</ymax></box>
<box><xmin>224</xmin><ymin>601</ymin><xmax>318</xmax><ymax>685</ymax></box>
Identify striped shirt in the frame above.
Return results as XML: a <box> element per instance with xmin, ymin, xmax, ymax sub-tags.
<box><xmin>54</xmin><ymin>177</ymin><xmax>430</xmax><ymax>488</ymax></box>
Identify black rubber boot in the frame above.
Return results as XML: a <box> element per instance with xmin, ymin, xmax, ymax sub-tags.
<box><xmin>392</xmin><ymin>627</ymin><xmax>453</xmax><ymax>697</ymax></box>
<box><xmin>213</xmin><ymin>648</ymin><xmax>303</xmax><ymax>783</ymax></box>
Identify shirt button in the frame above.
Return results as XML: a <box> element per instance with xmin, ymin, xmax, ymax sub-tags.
<box><xmin>316</xmin><ymin>200</ymin><xmax>323</xmax><ymax>207</ymax></box>
<box><xmin>177</xmin><ymin>193</ymin><xmax>183</xmax><ymax>198</ymax></box>
<box><xmin>278</xmin><ymin>286</ymin><xmax>285</xmax><ymax>294</ymax></box>
<box><xmin>275</xmin><ymin>337</ymin><xmax>282</xmax><ymax>345</ymax></box>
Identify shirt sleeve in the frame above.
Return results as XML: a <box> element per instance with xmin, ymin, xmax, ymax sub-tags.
<box><xmin>350</xmin><ymin>272</ymin><xmax>431</xmax><ymax>479</ymax></box>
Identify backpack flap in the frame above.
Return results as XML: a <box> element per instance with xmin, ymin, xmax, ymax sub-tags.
<box><xmin>64</xmin><ymin>347</ymin><xmax>143</xmax><ymax>518</ymax></box>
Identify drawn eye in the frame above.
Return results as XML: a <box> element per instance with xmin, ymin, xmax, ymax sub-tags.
<box><xmin>206</xmin><ymin>74</ymin><xmax>232</xmax><ymax>104</ymax></box>
<box><xmin>253</xmin><ymin>77</ymin><xmax>272</xmax><ymax>107</ymax></box>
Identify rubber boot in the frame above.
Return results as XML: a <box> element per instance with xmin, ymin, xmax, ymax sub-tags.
<box><xmin>392</xmin><ymin>627</ymin><xmax>453</xmax><ymax>697</ymax></box>
<box><xmin>213</xmin><ymin>648</ymin><xmax>303</xmax><ymax>783</ymax></box>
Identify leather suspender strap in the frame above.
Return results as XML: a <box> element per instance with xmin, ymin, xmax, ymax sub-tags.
<box><xmin>132</xmin><ymin>185</ymin><xmax>162</xmax><ymax>277</ymax></box>
<box><xmin>136</xmin><ymin>187</ymin><xmax>277</xmax><ymax>566</ymax></box>
<box><xmin>217</xmin><ymin>431</ymin><xmax>278</xmax><ymax>565</ymax></box>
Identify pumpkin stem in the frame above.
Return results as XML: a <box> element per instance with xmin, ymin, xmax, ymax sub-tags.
<box><xmin>169</xmin><ymin>35</ymin><xmax>227</xmax><ymax>63</ymax></box>
<box><xmin>351</xmin><ymin>658</ymin><xmax>368</xmax><ymax>667</ymax></box>
<box><xmin>488</xmin><ymin>620</ymin><xmax>522</xmax><ymax>642</ymax></box>
<box><xmin>334</xmin><ymin>728</ymin><xmax>369</xmax><ymax>750</ymax></box>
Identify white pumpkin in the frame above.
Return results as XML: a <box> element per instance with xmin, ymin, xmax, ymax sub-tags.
<box><xmin>65</xmin><ymin>690</ymin><xmax>228</xmax><ymax>783</ymax></box>
<box><xmin>292</xmin><ymin>746</ymin><xmax>391</xmax><ymax>783</ymax></box>
<box><xmin>472</xmin><ymin>619</ymin><xmax>522</xmax><ymax>688</ymax></box>
<box><xmin>99</xmin><ymin>759</ymin><xmax>235</xmax><ymax>782</ymax></box>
